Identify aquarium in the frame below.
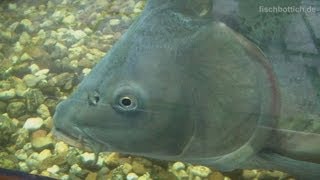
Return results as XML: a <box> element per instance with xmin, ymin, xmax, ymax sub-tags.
<box><xmin>0</xmin><ymin>0</ymin><xmax>319</xmax><ymax>179</ymax></box>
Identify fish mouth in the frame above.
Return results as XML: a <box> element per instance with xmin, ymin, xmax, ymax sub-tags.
<box><xmin>52</xmin><ymin>127</ymin><xmax>96</xmax><ymax>152</ymax></box>
<box><xmin>52</xmin><ymin>125</ymin><xmax>113</xmax><ymax>154</ymax></box>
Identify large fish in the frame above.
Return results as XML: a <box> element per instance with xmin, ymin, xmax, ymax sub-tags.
<box><xmin>53</xmin><ymin>0</ymin><xmax>320</xmax><ymax>179</ymax></box>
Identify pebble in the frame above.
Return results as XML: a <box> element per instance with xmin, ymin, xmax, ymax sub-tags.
<box><xmin>54</xmin><ymin>141</ymin><xmax>69</xmax><ymax>154</ymax></box>
<box><xmin>174</xmin><ymin>170</ymin><xmax>189</xmax><ymax>179</ymax></box>
<box><xmin>188</xmin><ymin>165</ymin><xmax>212</xmax><ymax>178</ymax></box>
<box><xmin>137</xmin><ymin>173</ymin><xmax>151</xmax><ymax>180</ymax></box>
<box><xmin>14</xmin><ymin>42</ymin><xmax>23</xmax><ymax>53</ymax></box>
<box><xmin>38</xmin><ymin>149</ymin><xmax>52</xmax><ymax>161</ymax></box>
<box><xmin>104</xmin><ymin>152</ymin><xmax>120</xmax><ymax>167</ymax></box>
<box><xmin>31</xmin><ymin>130</ymin><xmax>48</xmax><ymax>138</ymax></box>
<box><xmin>7</xmin><ymin>101</ymin><xmax>26</xmax><ymax>118</ymax></box>
<box><xmin>29</xmin><ymin>64</ymin><xmax>40</xmax><ymax>74</ymax></box>
<box><xmin>69</xmin><ymin>164</ymin><xmax>82</xmax><ymax>176</ymax></box>
<box><xmin>132</xmin><ymin>161</ymin><xmax>147</xmax><ymax>175</ymax></box>
<box><xmin>23</xmin><ymin>74</ymin><xmax>40</xmax><ymax>87</ymax></box>
<box><xmin>60</xmin><ymin>175</ymin><xmax>69</xmax><ymax>180</ymax></box>
<box><xmin>34</xmin><ymin>69</ymin><xmax>50</xmax><ymax>76</ymax></box>
<box><xmin>20</xmin><ymin>19</ymin><xmax>33</xmax><ymax>32</ymax></box>
<box><xmin>52</xmin><ymin>42</ymin><xmax>67</xmax><ymax>58</ymax></box>
<box><xmin>40</xmin><ymin>171</ymin><xmax>51</xmax><ymax>177</ymax></box>
<box><xmin>257</xmin><ymin>170</ymin><xmax>289</xmax><ymax>179</ymax></box>
<box><xmin>19</xmin><ymin>162</ymin><xmax>30</xmax><ymax>172</ymax></box>
<box><xmin>8</xmin><ymin>3</ymin><xmax>17</xmax><ymax>10</ymax></box>
<box><xmin>82</xmin><ymin>68</ymin><xmax>91</xmax><ymax>76</ymax></box>
<box><xmin>29</xmin><ymin>152</ymin><xmax>40</xmax><ymax>160</ymax></box>
<box><xmin>26</xmin><ymin>158</ymin><xmax>40</xmax><ymax>170</ymax></box>
<box><xmin>15</xmin><ymin>149</ymin><xmax>28</xmax><ymax>160</ymax></box>
<box><xmin>72</xmin><ymin>30</ymin><xmax>87</xmax><ymax>40</ymax></box>
<box><xmin>122</xmin><ymin>163</ymin><xmax>133</xmax><ymax>174</ymax></box>
<box><xmin>51</xmin><ymin>10</ymin><xmax>64</xmax><ymax>21</ymax></box>
<box><xmin>127</xmin><ymin>172</ymin><xmax>139</xmax><ymax>180</ymax></box>
<box><xmin>242</xmin><ymin>169</ymin><xmax>257</xmax><ymax>179</ymax></box>
<box><xmin>0</xmin><ymin>31</ymin><xmax>12</xmax><ymax>40</ymax></box>
<box><xmin>47</xmin><ymin>165</ymin><xmax>60</xmax><ymax>174</ymax></box>
<box><xmin>31</xmin><ymin>136</ymin><xmax>54</xmax><ymax>151</ymax></box>
<box><xmin>19</xmin><ymin>32</ymin><xmax>31</xmax><ymax>45</ymax></box>
<box><xmin>109</xmin><ymin>19</ymin><xmax>120</xmax><ymax>26</ymax></box>
<box><xmin>208</xmin><ymin>171</ymin><xmax>224</xmax><ymax>180</ymax></box>
<box><xmin>62</xmin><ymin>14</ymin><xmax>75</xmax><ymax>24</ymax></box>
<box><xmin>23</xmin><ymin>142</ymin><xmax>33</xmax><ymax>151</ymax></box>
<box><xmin>14</xmin><ymin>78</ymin><xmax>28</xmax><ymax>97</ymax></box>
<box><xmin>80</xmin><ymin>152</ymin><xmax>96</xmax><ymax>165</ymax></box>
<box><xmin>86</xmin><ymin>172</ymin><xmax>98</xmax><ymax>180</ymax></box>
<box><xmin>40</xmin><ymin>20</ymin><xmax>53</xmax><ymax>28</ymax></box>
<box><xmin>23</xmin><ymin>117</ymin><xmax>44</xmax><ymax>131</ymax></box>
<box><xmin>20</xmin><ymin>53</ymin><xmax>33</xmax><ymax>62</ymax></box>
<box><xmin>172</xmin><ymin>162</ymin><xmax>185</xmax><ymax>171</ymax></box>
<box><xmin>0</xmin><ymin>89</ymin><xmax>16</xmax><ymax>100</ymax></box>
<box><xmin>37</xmin><ymin>104</ymin><xmax>50</xmax><ymax>119</ymax></box>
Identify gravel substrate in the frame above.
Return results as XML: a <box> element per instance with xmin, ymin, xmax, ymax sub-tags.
<box><xmin>0</xmin><ymin>0</ymin><xmax>298</xmax><ymax>179</ymax></box>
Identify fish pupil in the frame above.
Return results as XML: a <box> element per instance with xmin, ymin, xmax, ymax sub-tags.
<box><xmin>120</xmin><ymin>97</ymin><xmax>132</xmax><ymax>107</ymax></box>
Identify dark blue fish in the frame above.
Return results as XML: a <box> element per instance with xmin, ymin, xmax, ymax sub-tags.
<box><xmin>53</xmin><ymin>0</ymin><xmax>320</xmax><ymax>179</ymax></box>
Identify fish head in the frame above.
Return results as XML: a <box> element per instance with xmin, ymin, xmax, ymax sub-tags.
<box><xmin>53</xmin><ymin>32</ymin><xmax>196</xmax><ymax>157</ymax></box>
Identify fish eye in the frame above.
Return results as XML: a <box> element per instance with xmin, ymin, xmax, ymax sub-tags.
<box><xmin>117</xmin><ymin>95</ymin><xmax>138</xmax><ymax>111</ymax></box>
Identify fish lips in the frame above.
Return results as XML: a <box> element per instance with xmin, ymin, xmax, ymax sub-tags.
<box><xmin>52</xmin><ymin>100</ymin><xmax>111</xmax><ymax>152</ymax></box>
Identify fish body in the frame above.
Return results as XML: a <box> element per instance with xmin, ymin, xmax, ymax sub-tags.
<box><xmin>53</xmin><ymin>0</ymin><xmax>320</xmax><ymax>179</ymax></box>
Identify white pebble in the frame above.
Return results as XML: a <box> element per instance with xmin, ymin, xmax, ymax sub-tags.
<box><xmin>29</xmin><ymin>64</ymin><xmax>40</xmax><ymax>74</ymax></box>
<box><xmin>19</xmin><ymin>162</ymin><xmax>29</xmax><ymax>172</ymax></box>
<box><xmin>23</xmin><ymin>117</ymin><xmax>44</xmax><ymax>131</ymax></box>
<box><xmin>109</xmin><ymin>19</ymin><xmax>120</xmax><ymax>26</ymax></box>
<box><xmin>80</xmin><ymin>152</ymin><xmax>96</xmax><ymax>164</ymax></box>
<box><xmin>20</xmin><ymin>53</ymin><xmax>33</xmax><ymax>61</ymax></box>
<box><xmin>35</xmin><ymin>69</ymin><xmax>49</xmax><ymax>76</ymax></box>
<box><xmin>188</xmin><ymin>166</ymin><xmax>212</xmax><ymax>178</ymax></box>
<box><xmin>82</xmin><ymin>68</ymin><xmax>91</xmax><ymax>76</ymax></box>
<box><xmin>15</xmin><ymin>149</ymin><xmax>28</xmax><ymax>160</ymax></box>
<box><xmin>47</xmin><ymin>165</ymin><xmax>60</xmax><ymax>174</ymax></box>
<box><xmin>60</xmin><ymin>175</ymin><xmax>69</xmax><ymax>180</ymax></box>
<box><xmin>70</xmin><ymin>164</ymin><xmax>82</xmax><ymax>174</ymax></box>
<box><xmin>172</xmin><ymin>162</ymin><xmax>185</xmax><ymax>171</ymax></box>
<box><xmin>72</xmin><ymin>30</ymin><xmax>87</xmax><ymax>40</ymax></box>
<box><xmin>14</xmin><ymin>42</ymin><xmax>23</xmax><ymax>53</ymax></box>
<box><xmin>0</xmin><ymin>89</ymin><xmax>16</xmax><ymax>100</ymax></box>
<box><xmin>127</xmin><ymin>172</ymin><xmax>139</xmax><ymax>180</ymax></box>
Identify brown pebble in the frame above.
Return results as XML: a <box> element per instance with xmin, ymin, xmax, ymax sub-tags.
<box><xmin>32</xmin><ymin>130</ymin><xmax>47</xmax><ymax>138</ymax></box>
<box><xmin>85</xmin><ymin>172</ymin><xmax>97</xmax><ymax>180</ymax></box>
<box><xmin>132</xmin><ymin>160</ymin><xmax>147</xmax><ymax>175</ymax></box>
<box><xmin>104</xmin><ymin>152</ymin><xmax>120</xmax><ymax>168</ymax></box>
<box><xmin>209</xmin><ymin>171</ymin><xmax>224</xmax><ymax>180</ymax></box>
